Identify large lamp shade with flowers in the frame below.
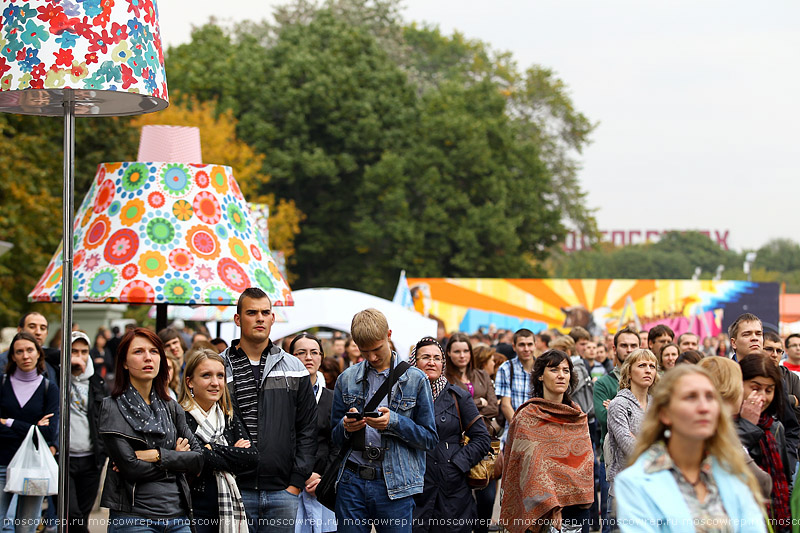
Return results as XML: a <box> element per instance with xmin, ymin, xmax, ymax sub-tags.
<box><xmin>30</xmin><ymin>160</ymin><xmax>294</xmax><ymax>308</ymax></box>
<box><xmin>0</xmin><ymin>2</ymin><xmax>169</xmax><ymax>528</ymax></box>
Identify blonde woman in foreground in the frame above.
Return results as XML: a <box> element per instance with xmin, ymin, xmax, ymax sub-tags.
<box><xmin>614</xmin><ymin>365</ymin><xmax>766</xmax><ymax>533</ymax></box>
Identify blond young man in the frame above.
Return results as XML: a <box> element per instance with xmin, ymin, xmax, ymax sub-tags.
<box><xmin>330</xmin><ymin>309</ymin><xmax>437</xmax><ymax>533</ymax></box>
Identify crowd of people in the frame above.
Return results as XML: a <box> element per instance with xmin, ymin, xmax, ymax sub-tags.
<box><xmin>0</xmin><ymin>293</ymin><xmax>795</xmax><ymax>532</ymax></box>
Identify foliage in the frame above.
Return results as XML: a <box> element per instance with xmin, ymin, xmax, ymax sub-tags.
<box><xmin>549</xmin><ymin>232</ymin><xmax>742</xmax><ymax>279</ymax></box>
<box><xmin>165</xmin><ymin>4</ymin><xmax>592</xmax><ymax>296</ymax></box>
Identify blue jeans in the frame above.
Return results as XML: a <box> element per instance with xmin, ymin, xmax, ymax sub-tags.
<box><xmin>240</xmin><ymin>489</ymin><xmax>299</xmax><ymax>533</ymax></box>
<box><xmin>0</xmin><ymin>465</ymin><xmax>44</xmax><ymax>533</ymax></box>
<box><xmin>335</xmin><ymin>468</ymin><xmax>413</xmax><ymax>533</ymax></box>
<box><xmin>107</xmin><ymin>512</ymin><xmax>191</xmax><ymax>533</ymax></box>
<box><xmin>474</xmin><ymin>479</ymin><xmax>497</xmax><ymax>533</ymax></box>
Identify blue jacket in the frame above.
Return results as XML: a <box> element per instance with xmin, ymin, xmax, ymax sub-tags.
<box><xmin>615</xmin><ymin>447</ymin><xmax>766</xmax><ymax>533</ymax></box>
<box><xmin>330</xmin><ymin>357</ymin><xmax>438</xmax><ymax>500</ymax></box>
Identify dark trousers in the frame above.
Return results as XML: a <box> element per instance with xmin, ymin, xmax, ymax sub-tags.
<box><xmin>68</xmin><ymin>455</ymin><xmax>102</xmax><ymax>533</ymax></box>
<box><xmin>473</xmin><ymin>479</ymin><xmax>497</xmax><ymax>533</ymax></box>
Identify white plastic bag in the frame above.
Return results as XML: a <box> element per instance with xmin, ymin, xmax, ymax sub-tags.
<box><xmin>4</xmin><ymin>425</ymin><xmax>58</xmax><ymax>496</ymax></box>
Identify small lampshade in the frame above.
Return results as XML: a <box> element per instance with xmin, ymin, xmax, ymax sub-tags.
<box><xmin>0</xmin><ymin>0</ymin><xmax>168</xmax><ymax>116</ymax></box>
<box><xmin>29</xmin><ymin>162</ymin><xmax>294</xmax><ymax>306</ymax></box>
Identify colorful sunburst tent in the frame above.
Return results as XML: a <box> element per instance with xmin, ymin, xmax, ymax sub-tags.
<box><xmin>29</xmin><ymin>161</ymin><xmax>293</xmax><ymax>306</ymax></box>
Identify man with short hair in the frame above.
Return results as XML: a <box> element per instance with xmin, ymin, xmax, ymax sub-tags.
<box><xmin>158</xmin><ymin>327</ymin><xmax>186</xmax><ymax>367</ymax></box>
<box><xmin>593</xmin><ymin>327</ymin><xmax>639</xmax><ymax>532</ymax></box>
<box><xmin>495</xmin><ymin>329</ymin><xmax>537</xmax><ymax>441</ymax></box>
<box><xmin>647</xmin><ymin>325</ymin><xmax>674</xmax><ymax>359</ymax></box>
<box><xmin>332</xmin><ymin>337</ymin><xmax>346</xmax><ymax>359</ymax></box>
<box><xmin>331</xmin><ymin>308</ymin><xmax>437</xmax><ymax>532</ymax></box>
<box><xmin>210</xmin><ymin>337</ymin><xmax>228</xmax><ymax>354</ymax></box>
<box><xmin>638</xmin><ymin>330</ymin><xmax>649</xmax><ymax>350</ymax></box>
<box><xmin>763</xmin><ymin>332</ymin><xmax>800</xmax><ymax>420</ymax></box>
<box><xmin>677</xmin><ymin>332</ymin><xmax>699</xmax><ymax>352</ymax></box>
<box><xmin>728</xmin><ymin>313</ymin><xmax>764</xmax><ymax>361</ymax></box>
<box><xmin>568</xmin><ymin>327</ymin><xmax>595</xmax><ymax>420</ymax></box>
<box><xmin>67</xmin><ymin>332</ymin><xmax>107</xmax><ymax>533</ymax></box>
<box><xmin>534</xmin><ymin>333</ymin><xmax>551</xmax><ymax>353</ymax></box>
<box><xmin>0</xmin><ymin>312</ymin><xmax>58</xmax><ymax>380</ymax></box>
<box><xmin>222</xmin><ymin>287</ymin><xmax>318</xmax><ymax>533</ymax></box>
<box><xmin>783</xmin><ymin>334</ymin><xmax>800</xmax><ymax>377</ymax></box>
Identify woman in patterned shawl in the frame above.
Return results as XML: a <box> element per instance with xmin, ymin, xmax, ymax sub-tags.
<box><xmin>500</xmin><ymin>349</ymin><xmax>593</xmax><ymax>533</ymax></box>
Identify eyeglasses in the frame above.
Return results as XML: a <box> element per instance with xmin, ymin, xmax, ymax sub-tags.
<box><xmin>417</xmin><ymin>355</ymin><xmax>444</xmax><ymax>363</ymax></box>
<box><xmin>294</xmin><ymin>350</ymin><xmax>321</xmax><ymax>358</ymax></box>
<box><xmin>764</xmin><ymin>346</ymin><xmax>785</xmax><ymax>355</ymax></box>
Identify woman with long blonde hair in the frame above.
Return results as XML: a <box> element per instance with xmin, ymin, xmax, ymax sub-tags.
<box><xmin>180</xmin><ymin>348</ymin><xmax>256</xmax><ymax>533</ymax></box>
<box><xmin>615</xmin><ymin>365</ymin><xmax>765</xmax><ymax>532</ymax></box>
<box><xmin>605</xmin><ymin>349</ymin><xmax>659</xmax><ymax>518</ymax></box>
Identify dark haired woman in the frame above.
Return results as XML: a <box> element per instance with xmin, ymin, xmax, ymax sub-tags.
<box><xmin>341</xmin><ymin>336</ymin><xmax>362</xmax><ymax>370</ymax></box>
<box><xmin>411</xmin><ymin>337</ymin><xmax>491</xmax><ymax>532</ymax></box>
<box><xmin>0</xmin><ymin>332</ymin><xmax>59</xmax><ymax>533</ymax></box>
<box><xmin>289</xmin><ymin>333</ymin><xmax>337</xmax><ymax>533</ymax></box>
<box><xmin>500</xmin><ymin>350</ymin><xmax>593</xmax><ymax>533</ymax></box>
<box><xmin>179</xmin><ymin>347</ymin><xmax>256</xmax><ymax>533</ymax></box>
<box><xmin>99</xmin><ymin>328</ymin><xmax>203</xmax><ymax>533</ymax></box>
<box><xmin>737</xmin><ymin>353</ymin><xmax>791</xmax><ymax>531</ymax></box>
<box><xmin>444</xmin><ymin>333</ymin><xmax>498</xmax><ymax>533</ymax></box>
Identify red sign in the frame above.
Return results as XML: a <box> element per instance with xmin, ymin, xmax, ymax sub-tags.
<box><xmin>563</xmin><ymin>229</ymin><xmax>730</xmax><ymax>252</ymax></box>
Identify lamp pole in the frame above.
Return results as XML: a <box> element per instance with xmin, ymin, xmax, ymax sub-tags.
<box><xmin>57</xmin><ymin>91</ymin><xmax>76</xmax><ymax>532</ymax></box>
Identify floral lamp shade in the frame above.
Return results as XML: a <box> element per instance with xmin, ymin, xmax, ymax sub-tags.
<box><xmin>29</xmin><ymin>162</ymin><xmax>293</xmax><ymax>306</ymax></box>
<box><xmin>0</xmin><ymin>0</ymin><xmax>168</xmax><ymax>116</ymax></box>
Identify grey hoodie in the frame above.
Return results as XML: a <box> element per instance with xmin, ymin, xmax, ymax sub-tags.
<box><xmin>605</xmin><ymin>387</ymin><xmax>649</xmax><ymax>488</ymax></box>
<box><xmin>69</xmin><ymin>356</ymin><xmax>94</xmax><ymax>455</ymax></box>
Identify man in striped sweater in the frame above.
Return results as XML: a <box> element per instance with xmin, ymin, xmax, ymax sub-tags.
<box><xmin>222</xmin><ymin>287</ymin><xmax>318</xmax><ymax>533</ymax></box>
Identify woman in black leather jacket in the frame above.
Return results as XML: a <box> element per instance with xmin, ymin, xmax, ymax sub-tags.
<box><xmin>180</xmin><ymin>348</ymin><xmax>256</xmax><ymax>533</ymax></box>
<box><xmin>99</xmin><ymin>328</ymin><xmax>203</xmax><ymax>533</ymax></box>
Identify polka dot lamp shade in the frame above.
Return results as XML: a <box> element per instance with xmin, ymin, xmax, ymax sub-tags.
<box><xmin>29</xmin><ymin>162</ymin><xmax>293</xmax><ymax>306</ymax></box>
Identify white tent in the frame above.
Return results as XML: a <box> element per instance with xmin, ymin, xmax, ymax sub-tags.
<box><xmin>268</xmin><ymin>287</ymin><xmax>437</xmax><ymax>359</ymax></box>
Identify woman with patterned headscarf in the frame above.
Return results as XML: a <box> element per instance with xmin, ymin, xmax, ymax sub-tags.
<box><xmin>410</xmin><ymin>337</ymin><xmax>491</xmax><ymax>532</ymax></box>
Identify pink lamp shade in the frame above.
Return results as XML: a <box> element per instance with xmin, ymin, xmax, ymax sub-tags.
<box><xmin>0</xmin><ymin>0</ymin><xmax>168</xmax><ymax>116</ymax></box>
<box><xmin>29</xmin><ymin>161</ymin><xmax>293</xmax><ymax>306</ymax></box>
<box><xmin>138</xmin><ymin>125</ymin><xmax>201</xmax><ymax>163</ymax></box>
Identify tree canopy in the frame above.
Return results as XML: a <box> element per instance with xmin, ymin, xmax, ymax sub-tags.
<box><xmin>164</xmin><ymin>0</ymin><xmax>596</xmax><ymax>296</ymax></box>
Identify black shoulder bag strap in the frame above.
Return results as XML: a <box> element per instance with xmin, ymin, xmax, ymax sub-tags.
<box><xmin>339</xmin><ymin>359</ymin><xmax>411</xmax><ymax>456</ymax></box>
<box><xmin>317</xmin><ymin>360</ymin><xmax>411</xmax><ymax>511</ymax></box>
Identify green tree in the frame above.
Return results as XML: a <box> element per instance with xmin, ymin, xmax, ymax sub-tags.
<box><xmin>756</xmin><ymin>239</ymin><xmax>800</xmax><ymax>274</ymax></box>
<box><xmin>550</xmin><ymin>232</ymin><xmax>742</xmax><ymax>280</ymax></box>
<box><xmin>165</xmin><ymin>5</ymin><xmax>595</xmax><ymax>296</ymax></box>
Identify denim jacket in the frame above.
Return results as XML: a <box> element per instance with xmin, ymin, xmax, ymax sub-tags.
<box><xmin>330</xmin><ymin>357</ymin><xmax>438</xmax><ymax>500</ymax></box>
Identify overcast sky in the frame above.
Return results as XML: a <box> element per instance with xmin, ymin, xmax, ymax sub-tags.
<box><xmin>158</xmin><ymin>1</ymin><xmax>800</xmax><ymax>252</ymax></box>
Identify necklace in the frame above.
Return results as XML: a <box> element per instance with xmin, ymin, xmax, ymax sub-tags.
<box><xmin>682</xmin><ymin>471</ymin><xmax>703</xmax><ymax>487</ymax></box>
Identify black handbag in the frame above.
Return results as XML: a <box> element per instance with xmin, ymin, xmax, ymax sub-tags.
<box><xmin>316</xmin><ymin>360</ymin><xmax>410</xmax><ymax>510</ymax></box>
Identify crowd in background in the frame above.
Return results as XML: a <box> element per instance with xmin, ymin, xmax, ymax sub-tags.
<box><xmin>0</xmin><ymin>303</ymin><xmax>794</xmax><ymax>533</ymax></box>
